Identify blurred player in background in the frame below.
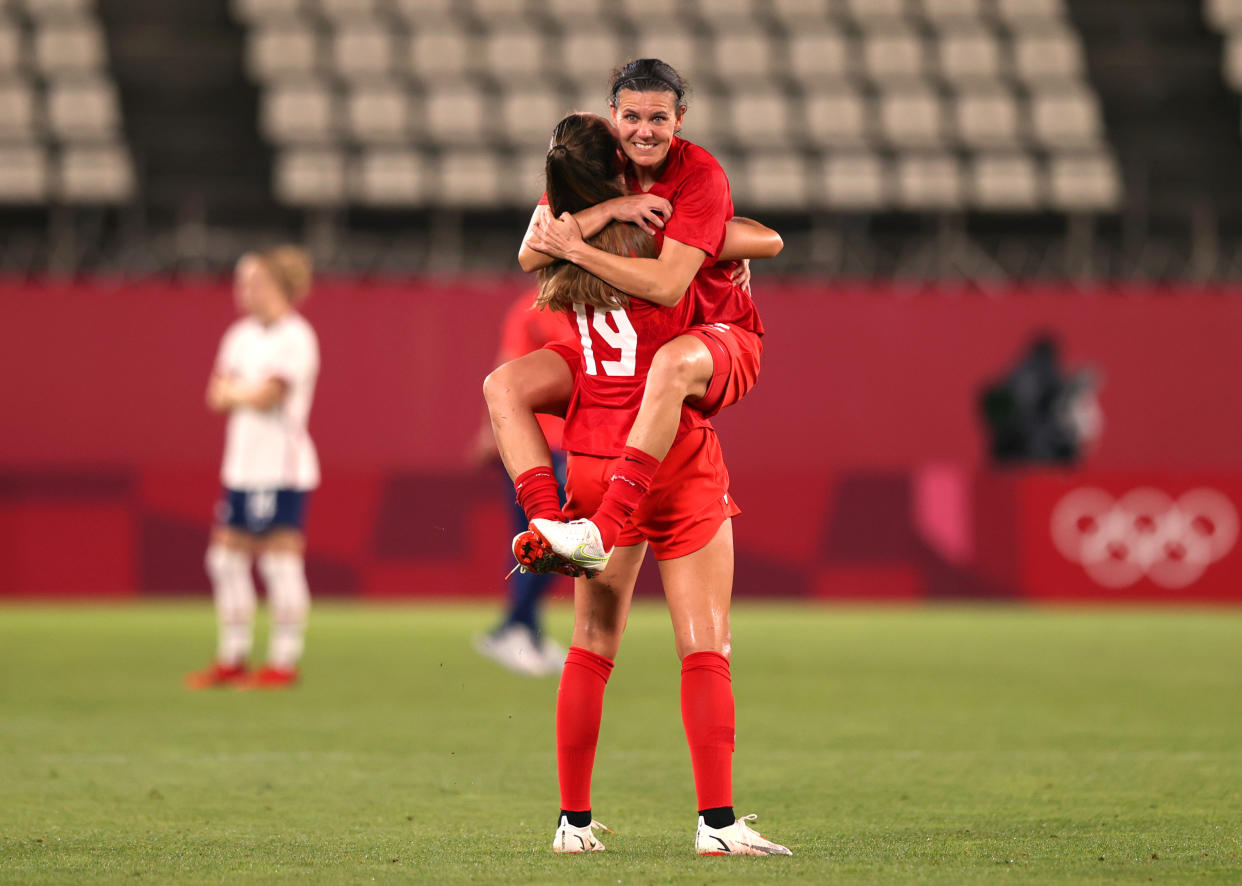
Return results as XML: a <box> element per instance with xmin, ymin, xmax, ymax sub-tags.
<box><xmin>186</xmin><ymin>246</ymin><xmax>319</xmax><ymax>690</ymax></box>
<box><xmin>473</xmin><ymin>290</ymin><xmax>571</xmax><ymax>677</ymax></box>
<box><xmin>488</xmin><ymin>106</ymin><xmax>790</xmax><ymax>856</ymax></box>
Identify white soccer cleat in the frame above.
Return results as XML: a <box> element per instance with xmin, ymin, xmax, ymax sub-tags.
<box><xmin>540</xmin><ymin>636</ymin><xmax>568</xmax><ymax>674</ymax></box>
<box><xmin>552</xmin><ymin>816</ymin><xmax>612</xmax><ymax>853</ymax></box>
<box><xmin>695</xmin><ymin>814</ymin><xmax>792</xmax><ymax>856</ymax></box>
<box><xmin>473</xmin><ymin>624</ymin><xmax>551</xmax><ymax>677</ymax></box>
<box><xmin>529</xmin><ymin>518</ymin><xmax>612</xmax><ymax>576</ymax></box>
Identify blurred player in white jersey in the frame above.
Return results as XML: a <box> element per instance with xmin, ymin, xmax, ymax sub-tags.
<box><xmin>186</xmin><ymin>246</ymin><xmax>319</xmax><ymax>690</ymax></box>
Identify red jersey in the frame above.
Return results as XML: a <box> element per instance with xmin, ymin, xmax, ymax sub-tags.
<box><xmin>498</xmin><ymin>291</ymin><xmax>574</xmax><ymax>450</ymax></box>
<box><xmin>550</xmin><ymin>296</ymin><xmax>711</xmax><ymax>458</ymax></box>
<box><xmin>624</xmin><ymin>137</ymin><xmax>764</xmax><ymax>336</ymax></box>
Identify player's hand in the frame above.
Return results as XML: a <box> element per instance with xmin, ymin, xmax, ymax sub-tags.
<box><xmin>206</xmin><ymin>374</ymin><xmax>233</xmax><ymax>411</ymax></box>
<box><xmin>610</xmin><ymin>194</ymin><xmax>672</xmax><ymax>235</ymax></box>
<box><xmin>529</xmin><ymin>211</ymin><xmax>584</xmax><ymax>260</ymax></box>
<box><xmin>731</xmin><ymin>259</ymin><xmax>752</xmax><ymax>293</ymax></box>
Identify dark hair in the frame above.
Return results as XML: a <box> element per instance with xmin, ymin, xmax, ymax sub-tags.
<box><xmin>537</xmin><ymin>113</ymin><xmax>656</xmax><ymax>312</ymax></box>
<box><xmin>608</xmin><ymin>58</ymin><xmax>688</xmax><ymax>111</ymax></box>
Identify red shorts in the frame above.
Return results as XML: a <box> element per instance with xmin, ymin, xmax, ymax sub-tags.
<box><xmin>564</xmin><ymin>429</ymin><xmax>741</xmax><ymax>560</ymax></box>
<box><xmin>685</xmin><ymin>324</ymin><xmax>763</xmax><ymax>417</ymax></box>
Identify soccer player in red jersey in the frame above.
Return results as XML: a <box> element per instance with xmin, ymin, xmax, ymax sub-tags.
<box><xmin>486</xmin><ymin>110</ymin><xmax>791</xmax><ymax>857</ymax></box>
<box><xmin>514</xmin><ymin>59</ymin><xmax>770</xmax><ymax>575</ymax></box>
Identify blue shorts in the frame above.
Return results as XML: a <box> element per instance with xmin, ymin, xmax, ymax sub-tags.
<box><xmin>216</xmin><ymin>488</ymin><xmax>310</xmax><ymax>535</ymax></box>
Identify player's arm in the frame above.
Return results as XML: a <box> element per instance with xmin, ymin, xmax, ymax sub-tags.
<box><xmin>207</xmin><ymin>375</ymin><xmax>288</xmax><ymax>412</ymax></box>
<box><xmin>721</xmin><ymin>217</ymin><xmax>783</xmax><ymax>261</ymax></box>
<box><xmin>517</xmin><ymin>195</ymin><xmax>673</xmax><ymax>272</ymax></box>
<box><xmin>528</xmin><ymin>211</ymin><xmax>704</xmax><ymax>307</ymax></box>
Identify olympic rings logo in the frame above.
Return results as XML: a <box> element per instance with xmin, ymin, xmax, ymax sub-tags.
<box><xmin>1050</xmin><ymin>488</ymin><xmax>1239</xmax><ymax>589</ymax></box>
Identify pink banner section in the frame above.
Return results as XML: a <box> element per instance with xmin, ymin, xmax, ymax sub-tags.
<box><xmin>3</xmin><ymin>277</ymin><xmax>1242</xmax><ymax>599</ymax></box>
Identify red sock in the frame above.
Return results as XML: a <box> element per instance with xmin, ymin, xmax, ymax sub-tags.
<box><xmin>680</xmin><ymin>651</ymin><xmax>735</xmax><ymax>811</ymax></box>
<box><xmin>514</xmin><ymin>466</ymin><xmax>562</xmax><ymax>523</ymax></box>
<box><xmin>557</xmin><ymin>646</ymin><xmax>615</xmax><ymax>812</ymax></box>
<box><xmin>591</xmin><ymin>446</ymin><xmax>661</xmax><ymax>550</ymax></box>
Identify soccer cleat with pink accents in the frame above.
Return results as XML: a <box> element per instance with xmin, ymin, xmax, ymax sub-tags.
<box><xmin>528</xmin><ymin>518</ymin><xmax>612</xmax><ymax>576</ymax></box>
<box><xmin>552</xmin><ymin>816</ymin><xmax>612</xmax><ymax>853</ymax></box>
<box><xmin>695</xmin><ymin>814</ymin><xmax>792</xmax><ymax>856</ymax></box>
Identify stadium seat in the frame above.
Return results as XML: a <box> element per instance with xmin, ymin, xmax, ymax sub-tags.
<box><xmin>735</xmin><ymin>151</ymin><xmax>809</xmax><ymax>210</ymax></box>
<box><xmin>877</xmin><ymin>86</ymin><xmax>946</xmax><ymax>147</ymax></box>
<box><xmin>561</xmin><ymin>27</ymin><xmax>630</xmax><ymax>83</ymax></box>
<box><xmin>728</xmin><ymin>85</ymin><xmax>795</xmax><ymax>149</ymax></box>
<box><xmin>1028</xmin><ymin>85</ymin><xmax>1103</xmax><ymax>149</ymax></box>
<box><xmin>568</xmin><ymin>82</ymin><xmax>611</xmax><ymax>118</ymax></box>
<box><xmin>58</xmin><ymin>143</ymin><xmax>134</xmax><ymax>202</ymax></box>
<box><xmin>767</xmin><ymin>0</ymin><xmax>835</xmax><ymax>26</ymax></box>
<box><xmin>1206</xmin><ymin>0</ymin><xmax>1242</xmax><ymax>32</ymax></box>
<box><xmin>499</xmin><ymin>84</ymin><xmax>567</xmax><ymax>148</ymax></box>
<box><xmin>351</xmin><ymin>147</ymin><xmax>426</xmax><ymax>206</ymax></box>
<box><xmin>918</xmin><ymin>0</ymin><xmax>986</xmax><ymax>27</ymax></box>
<box><xmin>788</xmin><ymin>24</ymin><xmax>855</xmax><ymax>83</ymax></box>
<box><xmin>509</xmin><ymin>143</ymin><xmax>549</xmax><ymax>206</ymax></box>
<box><xmin>436</xmin><ymin>149</ymin><xmax>504</xmax><ymax>207</ymax></box>
<box><xmin>935</xmin><ymin>25</ymin><xmax>1006</xmax><ymax>85</ymax></box>
<box><xmin>481</xmin><ymin>25</ymin><xmax>548</xmax><ymax>81</ymax></box>
<box><xmin>953</xmin><ymin>86</ymin><xmax>1024</xmax><ymax>148</ymax></box>
<box><xmin>862</xmin><ymin>25</ymin><xmax>929</xmax><ymax>86</ymax></box>
<box><xmin>677</xmin><ymin>87</ymin><xmax>726</xmax><ymax>146</ymax></box>
<box><xmin>18</xmin><ymin>0</ymin><xmax>94</xmax><ymax>20</ymax></box>
<box><xmin>894</xmin><ymin>151</ymin><xmax>962</xmax><ymax>209</ymax></box>
<box><xmin>247</xmin><ymin>23</ymin><xmax>320</xmax><ymax>81</ymax></box>
<box><xmin>968</xmin><ymin>151</ymin><xmax>1041</xmax><ymax>209</ymax></box>
<box><xmin>616</xmin><ymin>0</ymin><xmax>685</xmax><ymax>25</ymax></box>
<box><xmin>821</xmin><ymin>150</ymin><xmax>889</xmax><ymax>209</ymax></box>
<box><xmin>274</xmin><ymin>146</ymin><xmax>346</xmax><ymax>206</ymax></box>
<box><xmin>844</xmin><ymin>0</ymin><xmax>911</xmax><ymax>27</ymax></box>
<box><xmin>1012</xmin><ymin>26</ymin><xmax>1085</xmax><ymax>85</ymax></box>
<box><xmin>344</xmin><ymin>82</ymin><xmax>411</xmax><ymax>144</ymax></box>
<box><xmin>391</xmin><ymin>0</ymin><xmax>457</xmax><ymax>26</ymax></box>
<box><xmin>315</xmin><ymin>0</ymin><xmax>378</xmax><ymax>21</ymax></box>
<box><xmin>261</xmin><ymin>80</ymin><xmax>337</xmax><ymax>144</ymax></box>
<box><xmin>994</xmin><ymin>0</ymin><xmax>1066</xmax><ymax>27</ymax></box>
<box><xmin>423</xmin><ymin>80</ymin><xmax>491</xmax><ymax>145</ymax></box>
<box><xmin>0</xmin><ymin>20</ymin><xmax>22</xmax><ymax>74</ymax></box>
<box><xmin>0</xmin><ymin>143</ymin><xmax>47</xmax><ymax>202</ymax></box>
<box><xmin>0</xmin><ymin>78</ymin><xmax>38</xmax><ymax>140</ymax></box>
<box><xmin>1224</xmin><ymin>33</ymin><xmax>1242</xmax><ymax>91</ymax></box>
<box><xmin>709</xmin><ymin>33</ymin><xmax>776</xmax><ymax>86</ymax></box>
<box><xmin>467</xmin><ymin>0</ymin><xmax>530</xmax><ymax>24</ymax></box>
<box><xmin>803</xmin><ymin>85</ymin><xmax>872</xmax><ymax>147</ymax></box>
<box><xmin>232</xmin><ymin>0</ymin><xmax>305</xmax><ymax>25</ymax></box>
<box><xmin>1046</xmin><ymin>151</ymin><xmax>1120</xmax><ymax>211</ymax></box>
<box><xmin>631</xmin><ymin>28</ymin><xmax>702</xmax><ymax>82</ymax></box>
<box><xmin>331</xmin><ymin>22</ymin><xmax>398</xmax><ymax>82</ymax></box>
<box><xmin>33</xmin><ymin>20</ymin><xmax>106</xmax><ymax>75</ymax></box>
<box><xmin>406</xmin><ymin>24</ymin><xmax>474</xmax><ymax>82</ymax></box>
<box><xmin>688</xmin><ymin>0</ymin><xmax>762</xmax><ymax>24</ymax></box>
<box><xmin>46</xmin><ymin>77</ymin><xmax>120</xmax><ymax>141</ymax></box>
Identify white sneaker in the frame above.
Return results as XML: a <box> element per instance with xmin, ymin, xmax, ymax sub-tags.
<box><xmin>552</xmin><ymin>816</ymin><xmax>612</xmax><ymax>853</ymax></box>
<box><xmin>540</xmin><ymin>636</ymin><xmax>568</xmax><ymax>674</ymax></box>
<box><xmin>529</xmin><ymin>518</ymin><xmax>612</xmax><ymax>576</ymax></box>
<box><xmin>474</xmin><ymin>624</ymin><xmax>549</xmax><ymax>677</ymax></box>
<box><xmin>695</xmin><ymin>814</ymin><xmax>792</xmax><ymax>856</ymax></box>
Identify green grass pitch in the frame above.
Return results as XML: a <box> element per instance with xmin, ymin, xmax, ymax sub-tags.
<box><xmin>1</xmin><ymin>602</ymin><xmax>1240</xmax><ymax>884</ymax></box>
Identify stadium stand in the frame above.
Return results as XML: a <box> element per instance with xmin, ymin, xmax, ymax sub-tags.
<box><xmin>229</xmin><ymin>0</ymin><xmax>1121</xmax><ymax>215</ymax></box>
<box><xmin>0</xmin><ymin>0</ymin><xmax>134</xmax><ymax>204</ymax></box>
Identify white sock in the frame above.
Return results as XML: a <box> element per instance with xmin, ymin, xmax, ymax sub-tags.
<box><xmin>258</xmin><ymin>551</ymin><xmax>310</xmax><ymax>669</ymax></box>
<box><xmin>205</xmin><ymin>544</ymin><xmax>255</xmax><ymax>666</ymax></box>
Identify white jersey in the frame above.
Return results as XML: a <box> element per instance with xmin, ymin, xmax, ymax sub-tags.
<box><xmin>215</xmin><ymin>312</ymin><xmax>320</xmax><ymax>491</ymax></box>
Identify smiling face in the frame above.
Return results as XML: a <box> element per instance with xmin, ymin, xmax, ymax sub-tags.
<box><xmin>610</xmin><ymin>88</ymin><xmax>684</xmax><ymax>178</ymax></box>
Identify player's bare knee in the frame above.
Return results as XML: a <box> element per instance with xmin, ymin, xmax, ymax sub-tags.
<box><xmin>649</xmin><ymin>340</ymin><xmax>707</xmax><ymax>398</ymax></box>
